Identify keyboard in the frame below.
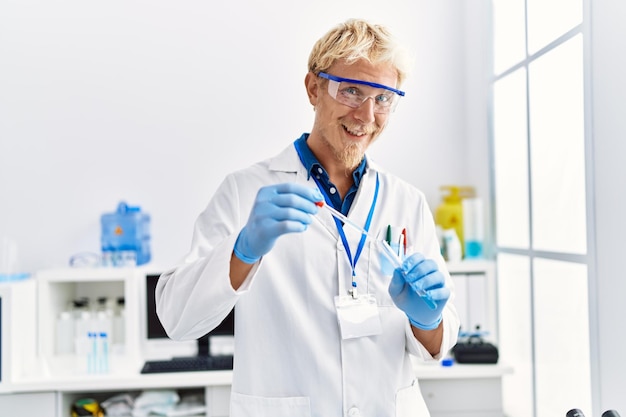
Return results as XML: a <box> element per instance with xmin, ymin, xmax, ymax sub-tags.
<box><xmin>140</xmin><ymin>355</ymin><xmax>234</xmax><ymax>374</ymax></box>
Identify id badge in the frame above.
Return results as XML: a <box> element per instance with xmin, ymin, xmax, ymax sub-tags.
<box><xmin>334</xmin><ymin>294</ymin><xmax>382</xmax><ymax>339</ymax></box>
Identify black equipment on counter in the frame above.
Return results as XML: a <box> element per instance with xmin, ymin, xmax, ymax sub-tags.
<box><xmin>451</xmin><ymin>333</ymin><xmax>499</xmax><ymax>364</ymax></box>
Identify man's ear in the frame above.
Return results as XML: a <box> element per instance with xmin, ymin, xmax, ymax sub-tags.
<box><xmin>305</xmin><ymin>72</ymin><xmax>320</xmax><ymax>107</ymax></box>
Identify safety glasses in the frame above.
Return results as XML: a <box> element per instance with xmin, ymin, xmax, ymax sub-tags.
<box><xmin>318</xmin><ymin>72</ymin><xmax>405</xmax><ymax>114</ymax></box>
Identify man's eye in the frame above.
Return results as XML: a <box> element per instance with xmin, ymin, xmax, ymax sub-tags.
<box><xmin>342</xmin><ymin>87</ymin><xmax>360</xmax><ymax>96</ymax></box>
<box><xmin>376</xmin><ymin>94</ymin><xmax>392</xmax><ymax>104</ymax></box>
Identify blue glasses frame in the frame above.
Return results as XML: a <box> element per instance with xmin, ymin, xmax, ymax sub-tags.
<box><xmin>318</xmin><ymin>72</ymin><xmax>405</xmax><ymax>97</ymax></box>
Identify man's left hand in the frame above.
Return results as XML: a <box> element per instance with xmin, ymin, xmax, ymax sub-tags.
<box><xmin>388</xmin><ymin>253</ymin><xmax>450</xmax><ymax>330</ymax></box>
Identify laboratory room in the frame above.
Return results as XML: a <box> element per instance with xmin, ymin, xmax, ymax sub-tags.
<box><xmin>0</xmin><ymin>0</ymin><xmax>624</xmax><ymax>416</ymax></box>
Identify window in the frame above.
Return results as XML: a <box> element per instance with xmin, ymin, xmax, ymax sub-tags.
<box><xmin>490</xmin><ymin>1</ymin><xmax>591</xmax><ymax>416</ymax></box>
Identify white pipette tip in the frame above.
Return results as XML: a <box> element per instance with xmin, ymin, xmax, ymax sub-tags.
<box><xmin>316</xmin><ymin>201</ymin><xmax>370</xmax><ymax>237</ymax></box>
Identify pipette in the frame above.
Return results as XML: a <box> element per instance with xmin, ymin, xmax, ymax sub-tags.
<box><xmin>315</xmin><ymin>201</ymin><xmax>371</xmax><ymax>239</ymax></box>
<box><xmin>315</xmin><ymin>201</ymin><xmax>437</xmax><ymax>309</ymax></box>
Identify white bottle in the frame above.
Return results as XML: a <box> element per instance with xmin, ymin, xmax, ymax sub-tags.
<box><xmin>55</xmin><ymin>311</ymin><xmax>75</xmax><ymax>355</ymax></box>
<box><xmin>112</xmin><ymin>296</ymin><xmax>125</xmax><ymax>348</ymax></box>
<box><xmin>98</xmin><ymin>332</ymin><xmax>109</xmax><ymax>373</ymax></box>
<box><xmin>74</xmin><ymin>309</ymin><xmax>92</xmax><ymax>371</ymax></box>
<box><xmin>462</xmin><ymin>197</ymin><xmax>484</xmax><ymax>259</ymax></box>
<box><xmin>443</xmin><ymin>228</ymin><xmax>462</xmax><ymax>262</ymax></box>
<box><xmin>87</xmin><ymin>332</ymin><xmax>97</xmax><ymax>374</ymax></box>
<box><xmin>94</xmin><ymin>311</ymin><xmax>111</xmax><ymax>343</ymax></box>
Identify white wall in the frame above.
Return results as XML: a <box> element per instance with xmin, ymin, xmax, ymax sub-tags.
<box><xmin>0</xmin><ymin>0</ymin><xmax>477</xmax><ymax>272</ymax></box>
<box><xmin>462</xmin><ymin>1</ymin><xmax>492</xmax><ymax>256</ymax></box>
<box><xmin>590</xmin><ymin>0</ymin><xmax>626</xmax><ymax>414</ymax></box>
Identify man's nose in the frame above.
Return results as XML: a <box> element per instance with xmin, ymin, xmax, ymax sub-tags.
<box><xmin>353</xmin><ymin>97</ymin><xmax>376</xmax><ymax>122</ymax></box>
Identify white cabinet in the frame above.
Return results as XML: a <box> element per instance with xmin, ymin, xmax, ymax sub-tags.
<box><xmin>0</xmin><ymin>391</ymin><xmax>56</xmax><ymax>417</ymax></box>
<box><xmin>36</xmin><ymin>268</ymin><xmax>144</xmax><ymax>377</ymax></box>
<box><xmin>422</xmin><ymin>260</ymin><xmax>505</xmax><ymax>417</ymax></box>
<box><xmin>54</xmin><ymin>379</ymin><xmax>231</xmax><ymax>417</ymax></box>
<box><xmin>2</xmin><ymin>372</ymin><xmax>232</xmax><ymax>417</ymax></box>
<box><xmin>421</xmin><ymin>378</ymin><xmax>502</xmax><ymax>417</ymax></box>
<box><xmin>9</xmin><ymin>267</ymin><xmax>231</xmax><ymax>417</ymax></box>
<box><xmin>0</xmin><ymin>278</ymin><xmax>38</xmax><ymax>383</ymax></box>
<box><xmin>416</xmin><ymin>363</ymin><xmax>511</xmax><ymax>417</ymax></box>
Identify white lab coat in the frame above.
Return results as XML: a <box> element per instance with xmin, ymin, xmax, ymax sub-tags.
<box><xmin>156</xmin><ymin>141</ymin><xmax>460</xmax><ymax>417</ymax></box>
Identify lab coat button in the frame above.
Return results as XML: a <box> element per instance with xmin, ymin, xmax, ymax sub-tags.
<box><xmin>348</xmin><ymin>407</ymin><xmax>361</xmax><ymax>417</ymax></box>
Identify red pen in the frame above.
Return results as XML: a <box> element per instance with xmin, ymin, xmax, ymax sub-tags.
<box><xmin>401</xmin><ymin>228</ymin><xmax>407</xmax><ymax>255</ymax></box>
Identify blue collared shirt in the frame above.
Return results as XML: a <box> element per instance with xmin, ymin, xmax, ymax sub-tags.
<box><xmin>294</xmin><ymin>133</ymin><xmax>367</xmax><ymax>216</ymax></box>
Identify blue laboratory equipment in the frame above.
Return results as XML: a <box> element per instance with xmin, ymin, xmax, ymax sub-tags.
<box><xmin>101</xmin><ymin>201</ymin><xmax>151</xmax><ymax>266</ymax></box>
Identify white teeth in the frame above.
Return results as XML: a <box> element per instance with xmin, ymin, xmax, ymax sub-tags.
<box><xmin>344</xmin><ymin>126</ymin><xmax>365</xmax><ymax>136</ymax></box>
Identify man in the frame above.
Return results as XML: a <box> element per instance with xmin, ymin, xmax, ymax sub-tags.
<box><xmin>157</xmin><ymin>18</ymin><xmax>459</xmax><ymax>417</ymax></box>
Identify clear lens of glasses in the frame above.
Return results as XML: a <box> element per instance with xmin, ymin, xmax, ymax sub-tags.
<box><xmin>327</xmin><ymin>78</ymin><xmax>401</xmax><ymax>114</ymax></box>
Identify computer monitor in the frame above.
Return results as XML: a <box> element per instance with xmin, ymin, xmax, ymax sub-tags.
<box><xmin>144</xmin><ymin>273</ymin><xmax>234</xmax><ymax>359</ymax></box>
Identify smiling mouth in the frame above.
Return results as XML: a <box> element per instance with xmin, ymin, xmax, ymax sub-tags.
<box><xmin>342</xmin><ymin>124</ymin><xmax>369</xmax><ymax>137</ymax></box>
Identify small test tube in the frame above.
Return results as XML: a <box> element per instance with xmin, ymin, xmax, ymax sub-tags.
<box><xmin>377</xmin><ymin>240</ymin><xmax>437</xmax><ymax>310</ymax></box>
<box><xmin>316</xmin><ymin>201</ymin><xmax>437</xmax><ymax>310</ymax></box>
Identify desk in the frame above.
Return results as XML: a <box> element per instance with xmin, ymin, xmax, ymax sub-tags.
<box><xmin>0</xmin><ymin>370</ymin><xmax>231</xmax><ymax>417</ymax></box>
<box><xmin>1</xmin><ymin>265</ymin><xmax>509</xmax><ymax>416</ymax></box>
<box><xmin>0</xmin><ymin>362</ymin><xmax>512</xmax><ymax>417</ymax></box>
<box><xmin>415</xmin><ymin>363</ymin><xmax>513</xmax><ymax>417</ymax></box>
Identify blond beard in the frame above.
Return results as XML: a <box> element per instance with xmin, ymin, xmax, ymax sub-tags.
<box><xmin>335</xmin><ymin>142</ymin><xmax>365</xmax><ymax>173</ymax></box>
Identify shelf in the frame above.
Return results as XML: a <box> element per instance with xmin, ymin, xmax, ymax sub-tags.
<box><xmin>446</xmin><ymin>259</ymin><xmax>494</xmax><ymax>274</ymax></box>
<box><xmin>36</xmin><ymin>268</ymin><xmax>143</xmax><ymax>377</ymax></box>
<box><xmin>414</xmin><ymin>363</ymin><xmax>513</xmax><ymax>380</ymax></box>
<box><xmin>2</xmin><ymin>370</ymin><xmax>232</xmax><ymax>394</ymax></box>
<box><xmin>1</xmin><ymin>362</ymin><xmax>510</xmax><ymax>394</ymax></box>
<box><xmin>36</xmin><ymin>267</ymin><xmax>140</xmax><ymax>282</ymax></box>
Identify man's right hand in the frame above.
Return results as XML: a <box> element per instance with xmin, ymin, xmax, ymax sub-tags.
<box><xmin>233</xmin><ymin>183</ymin><xmax>323</xmax><ymax>264</ymax></box>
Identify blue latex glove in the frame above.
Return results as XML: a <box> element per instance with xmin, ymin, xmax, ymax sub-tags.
<box><xmin>388</xmin><ymin>253</ymin><xmax>450</xmax><ymax>330</ymax></box>
<box><xmin>234</xmin><ymin>183</ymin><xmax>323</xmax><ymax>264</ymax></box>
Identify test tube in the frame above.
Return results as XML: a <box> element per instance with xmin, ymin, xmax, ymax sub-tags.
<box><xmin>316</xmin><ymin>201</ymin><xmax>437</xmax><ymax>310</ymax></box>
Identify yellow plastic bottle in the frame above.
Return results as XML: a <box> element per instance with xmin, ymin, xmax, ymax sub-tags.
<box><xmin>435</xmin><ymin>186</ymin><xmax>475</xmax><ymax>257</ymax></box>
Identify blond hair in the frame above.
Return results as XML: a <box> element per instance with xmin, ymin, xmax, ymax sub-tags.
<box><xmin>308</xmin><ymin>18</ymin><xmax>411</xmax><ymax>87</ymax></box>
